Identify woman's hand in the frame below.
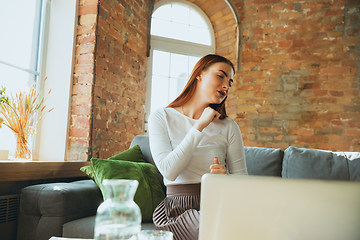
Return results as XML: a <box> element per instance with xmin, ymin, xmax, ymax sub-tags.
<box><xmin>209</xmin><ymin>157</ymin><xmax>226</xmax><ymax>174</ymax></box>
<box><xmin>194</xmin><ymin>107</ymin><xmax>220</xmax><ymax>132</ymax></box>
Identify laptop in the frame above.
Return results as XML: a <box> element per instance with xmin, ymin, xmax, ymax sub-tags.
<box><xmin>199</xmin><ymin>174</ymin><xmax>360</xmax><ymax>240</ymax></box>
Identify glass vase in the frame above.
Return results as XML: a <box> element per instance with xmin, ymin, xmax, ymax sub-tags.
<box><xmin>14</xmin><ymin>132</ymin><xmax>31</xmax><ymax>159</ymax></box>
<box><xmin>94</xmin><ymin>179</ymin><xmax>142</xmax><ymax>240</ymax></box>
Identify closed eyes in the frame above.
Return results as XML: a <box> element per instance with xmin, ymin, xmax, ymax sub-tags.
<box><xmin>217</xmin><ymin>74</ymin><xmax>232</xmax><ymax>87</ymax></box>
<box><xmin>218</xmin><ymin>70</ymin><xmax>233</xmax><ymax>87</ymax></box>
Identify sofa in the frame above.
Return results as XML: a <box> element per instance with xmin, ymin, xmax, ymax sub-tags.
<box><xmin>16</xmin><ymin>135</ymin><xmax>360</xmax><ymax>240</ymax></box>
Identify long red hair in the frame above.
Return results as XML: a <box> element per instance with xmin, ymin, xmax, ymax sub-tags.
<box><xmin>167</xmin><ymin>54</ymin><xmax>235</xmax><ymax>119</ymax></box>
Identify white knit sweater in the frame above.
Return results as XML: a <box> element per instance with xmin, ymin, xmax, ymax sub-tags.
<box><xmin>148</xmin><ymin>107</ymin><xmax>248</xmax><ymax>186</ymax></box>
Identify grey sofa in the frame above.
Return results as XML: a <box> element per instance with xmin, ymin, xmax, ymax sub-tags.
<box><xmin>17</xmin><ymin>135</ymin><xmax>360</xmax><ymax>240</ymax></box>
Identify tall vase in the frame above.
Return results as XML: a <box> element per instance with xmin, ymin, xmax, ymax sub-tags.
<box><xmin>94</xmin><ymin>179</ymin><xmax>142</xmax><ymax>240</ymax></box>
<box><xmin>14</xmin><ymin>132</ymin><xmax>31</xmax><ymax>159</ymax></box>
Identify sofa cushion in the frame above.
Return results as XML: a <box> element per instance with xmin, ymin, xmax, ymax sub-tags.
<box><xmin>130</xmin><ymin>136</ymin><xmax>153</xmax><ymax>165</ymax></box>
<box><xmin>108</xmin><ymin>144</ymin><xmax>146</xmax><ymax>162</ymax></box>
<box><xmin>80</xmin><ymin>144</ymin><xmax>146</xmax><ymax>182</ymax></box>
<box><xmin>282</xmin><ymin>146</ymin><xmax>360</xmax><ymax>181</ymax></box>
<box><xmin>335</xmin><ymin>152</ymin><xmax>360</xmax><ymax>181</ymax></box>
<box><xmin>130</xmin><ymin>135</ymin><xmax>165</xmax><ymax>191</ymax></box>
<box><xmin>63</xmin><ymin>216</ymin><xmax>95</xmax><ymax>239</ymax></box>
<box><xmin>245</xmin><ymin>147</ymin><xmax>284</xmax><ymax>177</ymax></box>
<box><xmin>91</xmin><ymin>158</ymin><xmax>166</xmax><ymax>222</ymax></box>
<box><xmin>80</xmin><ymin>165</ymin><xmax>97</xmax><ymax>182</ymax></box>
<box><xmin>17</xmin><ymin>180</ymin><xmax>102</xmax><ymax>240</ymax></box>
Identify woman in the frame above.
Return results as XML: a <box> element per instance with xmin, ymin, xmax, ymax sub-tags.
<box><xmin>148</xmin><ymin>54</ymin><xmax>248</xmax><ymax>240</ymax></box>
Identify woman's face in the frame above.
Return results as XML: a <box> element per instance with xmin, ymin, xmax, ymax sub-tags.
<box><xmin>196</xmin><ymin>62</ymin><xmax>234</xmax><ymax>105</ymax></box>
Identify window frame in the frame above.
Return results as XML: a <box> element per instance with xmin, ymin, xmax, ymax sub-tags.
<box><xmin>145</xmin><ymin>0</ymin><xmax>216</xmax><ymax>132</ymax></box>
<box><xmin>150</xmin><ymin>0</ymin><xmax>216</xmax><ymax>49</ymax></box>
<box><xmin>0</xmin><ymin>0</ymin><xmax>79</xmax><ymax>161</ymax></box>
<box><xmin>33</xmin><ymin>0</ymin><xmax>79</xmax><ymax>161</ymax></box>
<box><xmin>0</xmin><ymin>0</ymin><xmax>43</xmax><ymax>78</ymax></box>
<box><xmin>0</xmin><ymin>0</ymin><xmax>44</xmax><ymax>159</ymax></box>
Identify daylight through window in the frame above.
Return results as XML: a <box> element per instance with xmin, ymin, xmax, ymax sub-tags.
<box><xmin>146</xmin><ymin>1</ymin><xmax>215</xmax><ymax>124</ymax></box>
<box><xmin>0</xmin><ymin>0</ymin><xmax>43</xmax><ymax>159</ymax></box>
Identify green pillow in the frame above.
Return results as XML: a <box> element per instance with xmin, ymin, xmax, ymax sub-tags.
<box><xmin>91</xmin><ymin>158</ymin><xmax>165</xmax><ymax>222</ymax></box>
<box><xmin>80</xmin><ymin>144</ymin><xmax>146</xmax><ymax>181</ymax></box>
<box><xmin>108</xmin><ymin>144</ymin><xmax>146</xmax><ymax>162</ymax></box>
<box><xmin>80</xmin><ymin>165</ymin><xmax>98</xmax><ymax>182</ymax></box>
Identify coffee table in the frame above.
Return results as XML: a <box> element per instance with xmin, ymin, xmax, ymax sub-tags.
<box><xmin>49</xmin><ymin>237</ymin><xmax>93</xmax><ymax>240</ymax></box>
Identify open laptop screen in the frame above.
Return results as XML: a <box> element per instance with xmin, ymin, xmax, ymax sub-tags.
<box><xmin>199</xmin><ymin>174</ymin><xmax>360</xmax><ymax>240</ymax></box>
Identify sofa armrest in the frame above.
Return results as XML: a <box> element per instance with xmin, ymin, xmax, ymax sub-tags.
<box><xmin>17</xmin><ymin>180</ymin><xmax>102</xmax><ymax>240</ymax></box>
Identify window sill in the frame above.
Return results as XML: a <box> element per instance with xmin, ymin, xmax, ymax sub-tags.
<box><xmin>0</xmin><ymin>161</ymin><xmax>91</xmax><ymax>182</ymax></box>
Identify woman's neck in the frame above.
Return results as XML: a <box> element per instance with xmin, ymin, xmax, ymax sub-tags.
<box><xmin>181</xmin><ymin>99</ymin><xmax>208</xmax><ymax>120</ymax></box>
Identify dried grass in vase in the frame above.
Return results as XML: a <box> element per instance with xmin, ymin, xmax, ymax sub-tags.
<box><xmin>0</xmin><ymin>81</ymin><xmax>53</xmax><ymax>159</ymax></box>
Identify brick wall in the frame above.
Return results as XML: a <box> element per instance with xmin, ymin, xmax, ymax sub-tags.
<box><xmin>190</xmin><ymin>0</ymin><xmax>239</xmax><ymax>62</ymax></box>
<box><xmin>91</xmin><ymin>0</ymin><xmax>150</xmax><ymax>159</ymax></box>
<box><xmin>231</xmin><ymin>0</ymin><xmax>360</xmax><ymax>151</ymax></box>
<box><xmin>68</xmin><ymin>0</ymin><xmax>98</xmax><ymax>161</ymax></box>
<box><xmin>68</xmin><ymin>0</ymin><xmax>360</xmax><ymax>161</ymax></box>
<box><xmin>69</xmin><ymin>0</ymin><xmax>240</xmax><ymax>161</ymax></box>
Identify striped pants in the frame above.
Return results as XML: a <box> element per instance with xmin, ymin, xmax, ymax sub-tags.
<box><xmin>152</xmin><ymin>183</ymin><xmax>201</xmax><ymax>240</ymax></box>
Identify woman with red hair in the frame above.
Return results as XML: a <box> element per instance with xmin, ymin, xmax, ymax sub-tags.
<box><xmin>149</xmin><ymin>54</ymin><xmax>248</xmax><ymax>240</ymax></box>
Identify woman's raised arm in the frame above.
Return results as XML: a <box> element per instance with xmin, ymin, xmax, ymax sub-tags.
<box><xmin>148</xmin><ymin>109</ymin><xmax>204</xmax><ymax>181</ymax></box>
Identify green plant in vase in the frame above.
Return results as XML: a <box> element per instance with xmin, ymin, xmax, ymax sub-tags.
<box><xmin>0</xmin><ymin>82</ymin><xmax>53</xmax><ymax>159</ymax></box>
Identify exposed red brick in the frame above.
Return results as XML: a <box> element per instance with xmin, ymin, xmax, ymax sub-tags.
<box><xmin>292</xmin><ymin>40</ymin><xmax>311</xmax><ymax>47</ymax></box>
<box><xmin>77</xmin><ymin>25</ymin><xmax>96</xmax><ymax>35</ymax></box>
<box><xmin>242</xmin><ymin>56</ymin><xmax>263</xmax><ymax>63</ymax></box>
<box><xmin>302</xmin><ymin>2</ymin><xmax>331</xmax><ymax>9</ymax></box>
<box><xmin>329</xmin><ymin>91</ymin><xmax>344</xmax><ymax>97</ymax></box>
<box><xmin>277</xmin><ymin>27</ymin><xmax>291</xmax><ymax>33</ymax></box>
<box><xmin>75</xmin><ymin>116</ymin><xmax>91</xmax><ymax>128</ymax></box>
<box><xmin>74</xmin><ymin>95</ymin><xmax>92</xmax><ymax>105</ymax></box>
<box><xmin>279</xmin><ymin>12</ymin><xmax>303</xmax><ymax>19</ymax></box>
<box><xmin>76</xmin><ymin>54</ymin><xmax>94</xmax><ymax>64</ymax></box>
<box><xmin>286</xmin><ymin>62</ymin><xmax>300</xmax><ymax>69</ymax></box>
<box><xmin>80</xmin><ymin>34</ymin><xmax>96</xmax><ymax>45</ymax></box>
<box><xmin>73</xmin><ymin>85</ymin><xmax>92</xmax><ymax>95</ymax></box>
<box><xmin>254</xmin><ymin>0</ymin><xmax>280</xmax><ymax>5</ymax></box>
<box><xmin>319</xmin><ymin>144</ymin><xmax>350</xmax><ymax>152</ymax></box>
<box><xmin>71</xmin><ymin>105</ymin><xmax>91</xmax><ymax>115</ymax></box>
<box><xmin>79</xmin><ymin>5</ymin><xmax>98</xmax><ymax>15</ymax></box>
<box><xmin>79</xmin><ymin>14</ymin><xmax>97</xmax><ymax>26</ymax></box>
<box><xmin>74</xmin><ymin>64</ymin><xmax>94</xmax><ymax>74</ymax></box>
<box><xmin>278</xmin><ymin>41</ymin><xmax>292</xmax><ymax>47</ymax></box>
<box><xmin>69</xmin><ymin>128</ymin><xmax>90</xmax><ymax>138</ymax></box>
<box><xmin>76</xmin><ymin>44</ymin><xmax>95</xmax><ymax>55</ymax></box>
<box><xmin>238</xmin><ymin>85</ymin><xmax>262</xmax><ymax>91</ymax></box>
<box><xmin>346</xmin><ymin>129</ymin><xmax>360</xmax><ymax>135</ymax></box>
<box><xmin>301</xmin><ymin>83</ymin><xmax>320</xmax><ymax>90</ymax></box>
<box><xmin>272</xmin><ymin>4</ymin><xmax>285</xmax><ymax>12</ymax></box>
<box><xmin>253</xmin><ymin>49</ymin><xmax>271</xmax><ymax>56</ymax></box>
<box><xmin>260</xmin><ymin>127</ymin><xmax>283</xmax><ymax>134</ymax></box>
<box><xmin>77</xmin><ymin>74</ymin><xmax>93</xmax><ymax>84</ymax></box>
<box><xmin>320</xmin><ymin>67</ymin><xmax>350</xmax><ymax>74</ymax></box>
<box><xmin>253</xmin><ymin>28</ymin><xmax>263</xmax><ymax>35</ymax></box>
<box><xmin>66</xmin><ymin>0</ymin><xmax>360</xmax><ymax>160</ymax></box>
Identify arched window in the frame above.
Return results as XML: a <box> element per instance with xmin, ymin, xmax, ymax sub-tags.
<box><xmin>145</xmin><ymin>0</ymin><xmax>215</xmax><ymax>131</ymax></box>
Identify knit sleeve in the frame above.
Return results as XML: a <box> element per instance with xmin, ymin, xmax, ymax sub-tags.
<box><xmin>148</xmin><ymin>109</ymin><xmax>204</xmax><ymax>181</ymax></box>
<box><xmin>226</xmin><ymin>119</ymin><xmax>248</xmax><ymax>175</ymax></box>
